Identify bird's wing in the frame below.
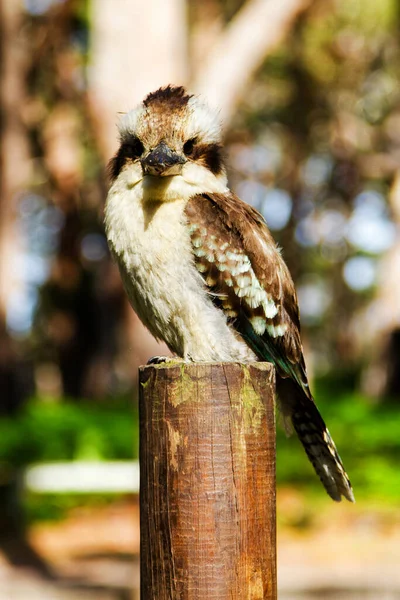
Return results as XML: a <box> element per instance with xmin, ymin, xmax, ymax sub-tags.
<box><xmin>185</xmin><ymin>191</ymin><xmax>310</xmax><ymax>397</ymax></box>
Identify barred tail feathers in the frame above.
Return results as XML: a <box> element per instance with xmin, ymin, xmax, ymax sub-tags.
<box><xmin>291</xmin><ymin>399</ymin><xmax>355</xmax><ymax>503</ymax></box>
<box><xmin>276</xmin><ymin>376</ymin><xmax>354</xmax><ymax>502</ymax></box>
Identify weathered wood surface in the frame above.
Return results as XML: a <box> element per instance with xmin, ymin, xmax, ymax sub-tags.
<box><xmin>139</xmin><ymin>362</ymin><xmax>276</xmax><ymax>600</ymax></box>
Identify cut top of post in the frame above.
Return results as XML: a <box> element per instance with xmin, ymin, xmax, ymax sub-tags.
<box><xmin>139</xmin><ymin>361</ymin><xmax>277</xmax><ymax>600</ymax></box>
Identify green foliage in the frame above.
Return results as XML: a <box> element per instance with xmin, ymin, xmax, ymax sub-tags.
<box><xmin>337</xmin><ymin>0</ymin><xmax>398</xmax><ymax>34</ymax></box>
<box><xmin>277</xmin><ymin>379</ymin><xmax>400</xmax><ymax>503</ymax></box>
<box><xmin>0</xmin><ymin>398</ymin><xmax>138</xmax><ymax>467</ymax></box>
<box><xmin>0</xmin><ymin>398</ymin><xmax>139</xmax><ymax>522</ymax></box>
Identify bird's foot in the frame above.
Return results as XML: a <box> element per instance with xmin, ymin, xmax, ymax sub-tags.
<box><xmin>147</xmin><ymin>355</ymin><xmax>168</xmax><ymax>365</ymax></box>
<box><xmin>147</xmin><ymin>356</ymin><xmax>185</xmax><ymax>365</ymax></box>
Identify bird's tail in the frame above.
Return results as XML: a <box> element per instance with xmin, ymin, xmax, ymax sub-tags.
<box><xmin>277</xmin><ymin>379</ymin><xmax>355</xmax><ymax>502</ymax></box>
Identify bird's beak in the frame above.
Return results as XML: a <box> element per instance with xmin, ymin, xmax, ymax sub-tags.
<box><xmin>141</xmin><ymin>142</ymin><xmax>186</xmax><ymax>177</ymax></box>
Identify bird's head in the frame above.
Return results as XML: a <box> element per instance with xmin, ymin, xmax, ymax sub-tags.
<box><xmin>108</xmin><ymin>85</ymin><xmax>228</xmax><ymax>201</ymax></box>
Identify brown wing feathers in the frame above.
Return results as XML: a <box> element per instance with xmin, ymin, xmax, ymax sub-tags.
<box><xmin>185</xmin><ymin>192</ymin><xmax>305</xmax><ymax>383</ymax></box>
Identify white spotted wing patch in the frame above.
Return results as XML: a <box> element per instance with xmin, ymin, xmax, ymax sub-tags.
<box><xmin>185</xmin><ymin>192</ymin><xmax>307</xmax><ymax>382</ymax></box>
<box><xmin>189</xmin><ymin>222</ymin><xmax>282</xmax><ymax>333</ymax></box>
<box><xmin>267</xmin><ymin>323</ymin><xmax>288</xmax><ymax>338</ymax></box>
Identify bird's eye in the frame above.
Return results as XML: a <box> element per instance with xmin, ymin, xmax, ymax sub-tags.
<box><xmin>124</xmin><ymin>137</ymin><xmax>144</xmax><ymax>159</ymax></box>
<box><xmin>183</xmin><ymin>137</ymin><xmax>197</xmax><ymax>157</ymax></box>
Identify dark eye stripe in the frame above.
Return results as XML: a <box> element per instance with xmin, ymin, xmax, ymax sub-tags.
<box><xmin>190</xmin><ymin>143</ymin><xmax>224</xmax><ymax>175</ymax></box>
<box><xmin>108</xmin><ymin>137</ymin><xmax>144</xmax><ymax>181</ymax></box>
<box><xmin>125</xmin><ymin>137</ymin><xmax>145</xmax><ymax>158</ymax></box>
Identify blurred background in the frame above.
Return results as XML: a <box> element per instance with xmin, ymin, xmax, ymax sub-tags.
<box><xmin>0</xmin><ymin>0</ymin><xmax>399</xmax><ymax>597</ymax></box>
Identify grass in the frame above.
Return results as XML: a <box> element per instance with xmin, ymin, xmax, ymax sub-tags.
<box><xmin>0</xmin><ymin>398</ymin><xmax>139</xmax><ymax>466</ymax></box>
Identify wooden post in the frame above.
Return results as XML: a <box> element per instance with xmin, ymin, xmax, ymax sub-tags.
<box><xmin>139</xmin><ymin>362</ymin><xmax>276</xmax><ymax>599</ymax></box>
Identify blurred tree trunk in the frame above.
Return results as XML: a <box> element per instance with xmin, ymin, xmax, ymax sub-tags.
<box><xmin>360</xmin><ymin>172</ymin><xmax>400</xmax><ymax>399</ymax></box>
<box><xmin>89</xmin><ymin>0</ymin><xmax>188</xmax><ymax>158</ymax></box>
<box><xmin>89</xmin><ymin>0</ymin><xmax>188</xmax><ymax>371</ymax></box>
<box><xmin>0</xmin><ymin>0</ymin><xmax>32</xmax><ymax>412</ymax></box>
<box><xmin>193</xmin><ymin>0</ymin><xmax>314</xmax><ymax>124</ymax></box>
<box><xmin>382</xmin><ymin>173</ymin><xmax>400</xmax><ymax>396</ymax></box>
<box><xmin>27</xmin><ymin>3</ymin><xmax>103</xmax><ymax>399</ymax></box>
<box><xmin>0</xmin><ymin>0</ymin><xmax>45</xmax><ymax>575</ymax></box>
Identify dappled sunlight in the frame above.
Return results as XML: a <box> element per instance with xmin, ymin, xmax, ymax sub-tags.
<box><xmin>1</xmin><ymin>0</ymin><xmax>400</xmax><ymax>597</ymax></box>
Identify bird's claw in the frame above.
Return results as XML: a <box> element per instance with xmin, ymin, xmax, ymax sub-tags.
<box><xmin>147</xmin><ymin>356</ymin><xmax>169</xmax><ymax>365</ymax></box>
<box><xmin>147</xmin><ymin>356</ymin><xmax>185</xmax><ymax>366</ymax></box>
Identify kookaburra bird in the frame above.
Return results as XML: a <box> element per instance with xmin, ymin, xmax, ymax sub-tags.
<box><xmin>105</xmin><ymin>85</ymin><xmax>354</xmax><ymax>502</ymax></box>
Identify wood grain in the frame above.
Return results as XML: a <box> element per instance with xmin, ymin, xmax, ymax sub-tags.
<box><xmin>139</xmin><ymin>362</ymin><xmax>276</xmax><ymax>599</ymax></box>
